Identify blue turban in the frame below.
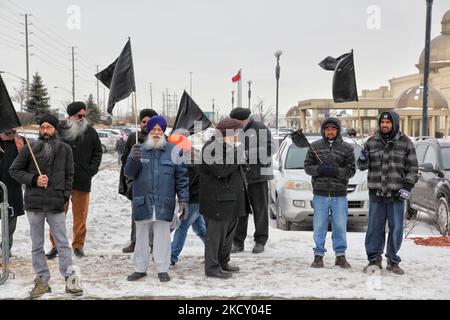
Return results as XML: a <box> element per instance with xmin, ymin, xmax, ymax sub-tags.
<box><xmin>146</xmin><ymin>115</ymin><xmax>167</xmax><ymax>133</ymax></box>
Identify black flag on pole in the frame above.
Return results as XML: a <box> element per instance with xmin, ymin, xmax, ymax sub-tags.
<box><xmin>290</xmin><ymin>129</ymin><xmax>310</xmax><ymax>148</ymax></box>
<box><xmin>95</xmin><ymin>58</ymin><xmax>118</xmax><ymax>89</ymax></box>
<box><xmin>0</xmin><ymin>73</ymin><xmax>21</xmax><ymax>132</ymax></box>
<box><xmin>172</xmin><ymin>91</ymin><xmax>212</xmax><ymax>136</ymax></box>
<box><xmin>96</xmin><ymin>39</ymin><xmax>136</xmax><ymax>115</ymax></box>
<box><xmin>319</xmin><ymin>50</ymin><xmax>358</xmax><ymax>103</ymax></box>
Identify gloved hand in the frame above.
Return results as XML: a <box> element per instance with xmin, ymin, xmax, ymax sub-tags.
<box><xmin>359</xmin><ymin>149</ymin><xmax>369</xmax><ymax>161</ymax></box>
<box><xmin>317</xmin><ymin>163</ymin><xmax>338</xmax><ymax>177</ymax></box>
<box><xmin>178</xmin><ymin>201</ymin><xmax>189</xmax><ymax>221</ymax></box>
<box><xmin>130</xmin><ymin>144</ymin><xmax>142</xmax><ymax>161</ymax></box>
<box><xmin>397</xmin><ymin>189</ymin><xmax>411</xmax><ymax>201</ymax></box>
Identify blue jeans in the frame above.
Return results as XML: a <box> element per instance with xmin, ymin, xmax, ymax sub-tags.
<box><xmin>365</xmin><ymin>198</ymin><xmax>404</xmax><ymax>264</ymax></box>
<box><xmin>312</xmin><ymin>195</ymin><xmax>348</xmax><ymax>257</ymax></box>
<box><xmin>170</xmin><ymin>203</ymin><xmax>206</xmax><ymax>263</ymax></box>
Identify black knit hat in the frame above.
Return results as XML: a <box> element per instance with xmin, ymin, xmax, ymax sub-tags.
<box><xmin>379</xmin><ymin>112</ymin><xmax>394</xmax><ymax>125</ymax></box>
<box><xmin>139</xmin><ymin>109</ymin><xmax>158</xmax><ymax>121</ymax></box>
<box><xmin>216</xmin><ymin>118</ymin><xmax>243</xmax><ymax>136</ymax></box>
<box><xmin>67</xmin><ymin>101</ymin><xmax>86</xmax><ymax>116</ymax></box>
<box><xmin>229</xmin><ymin>107</ymin><xmax>251</xmax><ymax>120</ymax></box>
<box><xmin>39</xmin><ymin>113</ymin><xmax>59</xmax><ymax>130</ymax></box>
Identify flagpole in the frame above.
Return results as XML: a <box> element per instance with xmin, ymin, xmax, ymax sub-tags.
<box><xmin>133</xmin><ymin>92</ymin><xmax>139</xmax><ymax>143</ymax></box>
<box><xmin>17</xmin><ymin>132</ymin><xmax>43</xmax><ymax>176</ymax></box>
<box><xmin>351</xmin><ymin>49</ymin><xmax>364</xmax><ymax>143</ymax></box>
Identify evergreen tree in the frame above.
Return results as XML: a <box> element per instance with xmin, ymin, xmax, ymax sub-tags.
<box><xmin>86</xmin><ymin>93</ymin><xmax>101</xmax><ymax>124</ymax></box>
<box><xmin>24</xmin><ymin>72</ymin><xmax>50</xmax><ymax>121</ymax></box>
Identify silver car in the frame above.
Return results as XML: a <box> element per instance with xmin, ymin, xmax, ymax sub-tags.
<box><xmin>269</xmin><ymin>136</ymin><xmax>369</xmax><ymax>230</ymax></box>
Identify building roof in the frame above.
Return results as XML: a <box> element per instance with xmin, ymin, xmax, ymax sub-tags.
<box><xmin>417</xmin><ymin>10</ymin><xmax>450</xmax><ymax>71</ymax></box>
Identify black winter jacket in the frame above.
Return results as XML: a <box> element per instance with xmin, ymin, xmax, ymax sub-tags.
<box><xmin>0</xmin><ymin>138</ymin><xmax>26</xmax><ymax>217</ymax></box>
<box><xmin>62</xmin><ymin>125</ymin><xmax>102</xmax><ymax>192</ymax></box>
<box><xmin>304</xmin><ymin>117</ymin><xmax>356</xmax><ymax>197</ymax></box>
<box><xmin>9</xmin><ymin>139</ymin><xmax>74</xmax><ymax>214</ymax></box>
<box><xmin>199</xmin><ymin>139</ymin><xmax>251</xmax><ymax>221</ymax></box>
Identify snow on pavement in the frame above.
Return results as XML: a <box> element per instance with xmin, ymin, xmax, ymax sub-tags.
<box><xmin>1</xmin><ymin>153</ymin><xmax>449</xmax><ymax>300</ymax></box>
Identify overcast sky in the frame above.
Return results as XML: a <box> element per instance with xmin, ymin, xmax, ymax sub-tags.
<box><xmin>0</xmin><ymin>0</ymin><xmax>448</xmax><ymax>119</ymax></box>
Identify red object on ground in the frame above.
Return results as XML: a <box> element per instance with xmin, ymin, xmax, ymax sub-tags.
<box><xmin>411</xmin><ymin>236</ymin><xmax>450</xmax><ymax>247</ymax></box>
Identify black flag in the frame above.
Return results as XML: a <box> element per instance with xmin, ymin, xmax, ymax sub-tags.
<box><xmin>96</xmin><ymin>39</ymin><xmax>136</xmax><ymax>115</ymax></box>
<box><xmin>95</xmin><ymin>58</ymin><xmax>118</xmax><ymax>89</ymax></box>
<box><xmin>319</xmin><ymin>50</ymin><xmax>358</xmax><ymax>103</ymax></box>
<box><xmin>0</xmin><ymin>73</ymin><xmax>21</xmax><ymax>132</ymax></box>
<box><xmin>290</xmin><ymin>129</ymin><xmax>310</xmax><ymax>148</ymax></box>
<box><xmin>172</xmin><ymin>91</ymin><xmax>212</xmax><ymax>136</ymax></box>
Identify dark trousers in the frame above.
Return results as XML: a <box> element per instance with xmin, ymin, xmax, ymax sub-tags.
<box><xmin>365</xmin><ymin>199</ymin><xmax>405</xmax><ymax>264</ymax></box>
<box><xmin>204</xmin><ymin>217</ymin><xmax>238</xmax><ymax>274</ymax></box>
<box><xmin>233</xmin><ymin>181</ymin><xmax>269</xmax><ymax>247</ymax></box>
<box><xmin>1</xmin><ymin>215</ymin><xmax>17</xmax><ymax>254</ymax></box>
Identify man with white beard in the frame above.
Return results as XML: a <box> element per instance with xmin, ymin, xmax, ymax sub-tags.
<box><xmin>124</xmin><ymin>116</ymin><xmax>189</xmax><ymax>282</ymax></box>
<box><xmin>46</xmin><ymin>102</ymin><xmax>102</xmax><ymax>259</ymax></box>
<box><xmin>9</xmin><ymin>114</ymin><xmax>83</xmax><ymax>298</ymax></box>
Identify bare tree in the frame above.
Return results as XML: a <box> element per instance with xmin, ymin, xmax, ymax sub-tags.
<box><xmin>251</xmin><ymin>97</ymin><xmax>273</xmax><ymax>125</ymax></box>
<box><xmin>12</xmin><ymin>82</ymin><xmax>27</xmax><ymax>112</ymax></box>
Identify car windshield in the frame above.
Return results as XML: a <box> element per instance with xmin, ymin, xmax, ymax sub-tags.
<box><xmin>284</xmin><ymin>143</ymin><xmax>361</xmax><ymax>170</ymax></box>
<box><xmin>442</xmin><ymin>147</ymin><xmax>450</xmax><ymax>170</ymax></box>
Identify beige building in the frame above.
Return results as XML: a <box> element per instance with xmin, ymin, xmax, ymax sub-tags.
<box><xmin>286</xmin><ymin>10</ymin><xmax>450</xmax><ymax>138</ymax></box>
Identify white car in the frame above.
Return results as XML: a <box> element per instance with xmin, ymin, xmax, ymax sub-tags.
<box><xmin>96</xmin><ymin>130</ymin><xmax>117</xmax><ymax>153</ymax></box>
<box><xmin>269</xmin><ymin>136</ymin><xmax>369</xmax><ymax>230</ymax></box>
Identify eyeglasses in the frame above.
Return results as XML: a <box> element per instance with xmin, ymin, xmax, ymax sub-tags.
<box><xmin>76</xmin><ymin>114</ymin><xmax>86</xmax><ymax>119</ymax></box>
<box><xmin>141</xmin><ymin>120</ymin><xmax>148</xmax><ymax>124</ymax></box>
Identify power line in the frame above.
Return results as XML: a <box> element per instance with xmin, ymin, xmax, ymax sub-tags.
<box><xmin>5</xmin><ymin>0</ymin><xmax>26</xmax><ymax>13</ymax></box>
<box><xmin>0</xmin><ymin>34</ymin><xmax>23</xmax><ymax>47</ymax></box>
<box><xmin>0</xmin><ymin>17</ymin><xmax>22</xmax><ymax>33</ymax></box>
<box><xmin>0</xmin><ymin>41</ymin><xmax>23</xmax><ymax>53</ymax></box>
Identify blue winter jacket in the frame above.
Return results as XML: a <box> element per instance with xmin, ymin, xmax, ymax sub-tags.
<box><xmin>124</xmin><ymin>142</ymin><xmax>189</xmax><ymax>221</ymax></box>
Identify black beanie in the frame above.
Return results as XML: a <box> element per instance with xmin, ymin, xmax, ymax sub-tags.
<box><xmin>39</xmin><ymin>113</ymin><xmax>59</xmax><ymax>130</ymax></box>
<box><xmin>379</xmin><ymin>112</ymin><xmax>393</xmax><ymax>126</ymax></box>
<box><xmin>67</xmin><ymin>101</ymin><xmax>87</xmax><ymax>116</ymax></box>
<box><xmin>139</xmin><ymin>109</ymin><xmax>158</xmax><ymax>121</ymax></box>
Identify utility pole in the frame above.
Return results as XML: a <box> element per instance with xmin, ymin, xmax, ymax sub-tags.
<box><xmin>231</xmin><ymin>91</ymin><xmax>235</xmax><ymax>109</ymax></box>
<box><xmin>150</xmin><ymin>83</ymin><xmax>153</xmax><ymax>109</ymax></box>
<box><xmin>212</xmin><ymin>98</ymin><xmax>215</xmax><ymax>123</ymax></box>
<box><xmin>24</xmin><ymin>14</ymin><xmax>30</xmax><ymax>104</ymax></box>
<box><xmin>189</xmin><ymin>72</ymin><xmax>193</xmax><ymax>97</ymax></box>
<box><xmin>422</xmin><ymin>0</ymin><xmax>434</xmax><ymax>136</ymax></box>
<box><xmin>71</xmin><ymin>46</ymin><xmax>76</xmax><ymax>102</ymax></box>
<box><xmin>248</xmin><ymin>80</ymin><xmax>252</xmax><ymax>109</ymax></box>
<box><xmin>96</xmin><ymin>65</ymin><xmax>100</xmax><ymax>106</ymax></box>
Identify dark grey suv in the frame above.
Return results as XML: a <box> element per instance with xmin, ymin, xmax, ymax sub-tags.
<box><xmin>408</xmin><ymin>137</ymin><xmax>450</xmax><ymax>235</ymax></box>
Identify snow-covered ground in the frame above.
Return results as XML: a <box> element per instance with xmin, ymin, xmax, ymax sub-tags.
<box><xmin>1</xmin><ymin>152</ymin><xmax>449</xmax><ymax>300</ymax></box>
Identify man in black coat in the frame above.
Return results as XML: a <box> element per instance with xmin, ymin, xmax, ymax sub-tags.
<box><xmin>200</xmin><ymin>118</ymin><xmax>251</xmax><ymax>279</ymax></box>
<box><xmin>229</xmin><ymin>108</ymin><xmax>275</xmax><ymax>254</ymax></box>
<box><xmin>9</xmin><ymin>114</ymin><xmax>83</xmax><ymax>298</ymax></box>
<box><xmin>0</xmin><ymin>128</ymin><xmax>26</xmax><ymax>256</ymax></box>
<box><xmin>119</xmin><ymin>108</ymin><xmax>158</xmax><ymax>253</ymax></box>
<box><xmin>46</xmin><ymin>101</ymin><xmax>102</xmax><ymax>259</ymax></box>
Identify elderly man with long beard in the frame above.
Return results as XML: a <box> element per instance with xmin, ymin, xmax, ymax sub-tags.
<box><xmin>124</xmin><ymin>116</ymin><xmax>189</xmax><ymax>282</ymax></box>
<box><xmin>46</xmin><ymin>101</ymin><xmax>102</xmax><ymax>259</ymax></box>
<box><xmin>9</xmin><ymin>114</ymin><xmax>82</xmax><ymax>299</ymax></box>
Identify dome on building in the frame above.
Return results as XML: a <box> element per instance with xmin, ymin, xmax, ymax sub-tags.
<box><xmin>417</xmin><ymin>10</ymin><xmax>450</xmax><ymax>72</ymax></box>
<box><xmin>394</xmin><ymin>85</ymin><xmax>448</xmax><ymax>110</ymax></box>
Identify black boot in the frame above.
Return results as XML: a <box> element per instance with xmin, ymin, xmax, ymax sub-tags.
<box><xmin>45</xmin><ymin>248</ymin><xmax>58</xmax><ymax>260</ymax></box>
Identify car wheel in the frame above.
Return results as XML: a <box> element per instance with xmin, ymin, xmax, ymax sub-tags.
<box><xmin>405</xmin><ymin>200</ymin><xmax>418</xmax><ymax>220</ymax></box>
<box><xmin>101</xmin><ymin>145</ymin><xmax>107</xmax><ymax>153</ymax></box>
<box><xmin>435</xmin><ymin>197</ymin><xmax>449</xmax><ymax>236</ymax></box>
<box><xmin>275</xmin><ymin>198</ymin><xmax>291</xmax><ymax>231</ymax></box>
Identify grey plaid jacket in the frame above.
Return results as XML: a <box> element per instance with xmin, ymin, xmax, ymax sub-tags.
<box><xmin>357</xmin><ymin>131</ymin><xmax>418</xmax><ymax>197</ymax></box>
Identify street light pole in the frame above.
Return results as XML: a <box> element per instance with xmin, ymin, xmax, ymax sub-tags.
<box><xmin>248</xmin><ymin>80</ymin><xmax>252</xmax><ymax>109</ymax></box>
<box><xmin>275</xmin><ymin>50</ymin><xmax>283</xmax><ymax>133</ymax></box>
<box><xmin>212</xmin><ymin>98</ymin><xmax>215</xmax><ymax>122</ymax></box>
<box><xmin>189</xmin><ymin>72</ymin><xmax>193</xmax><ymax>97</ymax></box>
<box><xmin>231</xmin><ymin>91</ymin><xmax>235</xmax><ymax>109</ymax></box>
<box><xmin>422</xmin><ymin>0</ymin><xmax>433</xmax><ymax>137</ymax></box>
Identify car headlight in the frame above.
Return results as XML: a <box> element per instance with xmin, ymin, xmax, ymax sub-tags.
<box><xmin>293</xmin><ymin>200</ymin><xmax>306</xmax><ymax>207</ymax></box>
<box><xmin>359</xmin><ymin>181</ymin><xmax>368</xmax><ymax>192</ymax></box>
<box><xmin>284</xmin><ymin>180</ymin><xmax>312</xmax><ymax>190</ymax></box>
